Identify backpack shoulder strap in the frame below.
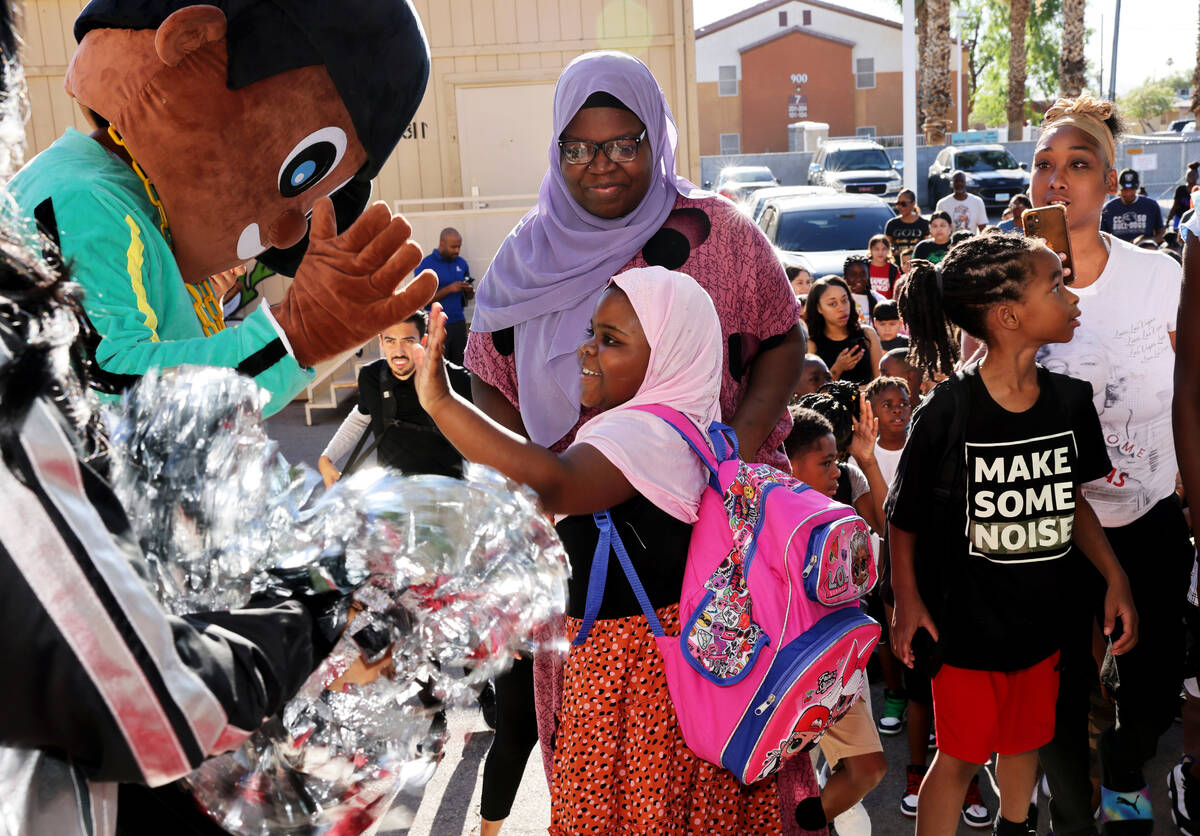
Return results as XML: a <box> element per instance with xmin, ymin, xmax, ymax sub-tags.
<box><xmin>931</xmin><ymin>367</ymin><xmax>972</xmax><ymax>505</ymax></box>
<box><xmin>378</xmin><ymin>362</ymin><xmax>398</xmax><ymax>425</ymax></box>
<box><xmin>573</xmin><ymin>510</ymin><xmax>666</xmax><ymax>646</ymax></box>
<box><xmin>629</xmin><ymin>404</ymin><xmax>736</xmax><ymax>490</ymax></box>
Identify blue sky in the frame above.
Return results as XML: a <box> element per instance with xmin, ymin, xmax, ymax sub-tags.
<box><xmin>693</xmin><ymin>0</ymin><xmax>1198</xmax><ymax>96</ymax></box>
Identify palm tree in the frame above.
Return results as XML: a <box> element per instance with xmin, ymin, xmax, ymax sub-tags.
<box><xmin>1007</xmin><ymin>0</ymin><xmax>1031</xmax><ymax>138</ymax></box>
<box><xmin>1059</xmin><ymin>0</ymin><xmax>1087</xmax><ymax>97</ymax></box>
<box><xmin>1192</xmin><ymin>1</ymin><xmax>1200</xmax><ymax>120</ymax></box>
<box><xmin>894</xmin><ymin>0</ymin><xmax>932</xmax><ymax>132</ymax></box>
<box><xmin>923</xmin><ymin>0</ymin><xmax>952</xmax><ymax>143</ymax></box>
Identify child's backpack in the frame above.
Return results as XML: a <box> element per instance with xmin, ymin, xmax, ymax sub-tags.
<box><xmin>573</xmin><ymin>405</ymin><xmax>881</xmax><ymax>784</ymax></box>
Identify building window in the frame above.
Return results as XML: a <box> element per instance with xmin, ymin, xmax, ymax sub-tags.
<box><xmin>855</xmin><ymin>57</ymin><xmax>875</xmax><ymax>90</ymax></box>
<box><xmin>856</xmin><ymin>126</ymin><xmax>877</xmax><ymax>138</ymax></box>
<box><xmin>720</xmin><ymin>133</ymin><xmax>741</xmax><ymax>155</ymax></box>
<box><xmin>718</xmin><ymin>65</ymin><xmax>737</xmax><ymax>97</ymax></box>
<box><xmin>802</xmin><ymin>10</ymin><xmax>812</xmax><ymax>25</ymax></box>
<box><xmin>779</xmin><ymin>10</ymin><xmax>787</xmax><ymax>26</ymax></box>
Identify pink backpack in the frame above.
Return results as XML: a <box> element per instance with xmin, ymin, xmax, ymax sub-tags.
<box><xmin>573</xmin><ymin>405</ymin><xmax>881</xmax><ymax>784</ymax></box>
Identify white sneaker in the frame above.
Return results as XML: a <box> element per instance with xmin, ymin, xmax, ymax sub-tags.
<box><xmin>832</xmin><ymin>801</ymin><xmax>872</xmax><ymax>836</ymax></box>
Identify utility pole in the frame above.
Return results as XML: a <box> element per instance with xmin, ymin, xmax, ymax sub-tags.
<box><xmin>1108</xmin><ymin>0</ymin><xmax>1121</xmax><ymax>101</ymax></box>
<box><xmin>956</xmin><ymin>11</ymin><xmax>965</xmax><ymax>131</ymax></box>
<box><xmin>902</xmin><ymin>0</ymin><xmax>917</xmax><ymax>194</ymax></box>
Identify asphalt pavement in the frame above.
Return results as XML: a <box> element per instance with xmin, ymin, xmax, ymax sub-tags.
<box><xmin>267</xmin><ymin>399</ymin><xmax>1184</xmax><ymax>836</ymax></box>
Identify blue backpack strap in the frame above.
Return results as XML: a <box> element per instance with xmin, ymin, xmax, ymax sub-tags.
<box><xmin>628</xmin><ymin>404</ymin><xmax>737</xmax><ymax>491</ymax></box>
<box><xmin>573</xmin><ymin>511</ymin><xmax>666</xmax><ymax>646</ymax></box>
<box><xmin>572</xmin><ymin>510</ymin><xmax>614</xmax><ymax>646</ymax></box>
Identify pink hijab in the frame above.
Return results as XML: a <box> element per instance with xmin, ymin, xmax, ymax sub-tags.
<box><xmin>570</xmin><ymin>266</ymin><xmax>723</xmax><ymax>522</ymax></box>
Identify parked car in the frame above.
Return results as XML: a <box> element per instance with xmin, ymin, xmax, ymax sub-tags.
<box><xmin>743</xmin><ymin>185</ymin><xmax>836</xmax><ymax>221</ymax></box>
<box><xmin>807</xmin><ymin>139</ymin><xmax>902</xmax><ymax>198</ymax></box>
<box><xmin>927</xmin><ymin>143</ymin><xmax>1030</xmax><ymax>206</ymax></box>
<box><xmin>756</xmin><ymin>193</ymin><xmax>896</xmax><ymax>278</ymax></box>
<box><xmin>712</xmin><ymin>165</ymin><xmax>779</xmax><ymax>202</ymax></box>
<box><xmin>1171</xmin><ymin>118</ymin><xmax>1195</xmax><ymax>133</ymax></box>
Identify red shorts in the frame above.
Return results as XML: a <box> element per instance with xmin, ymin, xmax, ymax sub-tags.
<box><xmin>930</xmin><ymin>651</ymin><xmax>1060</xmax><ymax>765</ymax></box>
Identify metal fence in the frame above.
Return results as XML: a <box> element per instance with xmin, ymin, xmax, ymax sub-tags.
<box><xmin>701</xmin><ymin>135</ymin><xmax>1200</xmax><ymax>208</ymax></box>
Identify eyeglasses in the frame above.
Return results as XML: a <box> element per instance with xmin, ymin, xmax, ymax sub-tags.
<box><xmin>558</xmin><ymin>129</ymin><xmax>647</xmax><ymax>165</ymax></box>
<box><xmin>895</xmin><ymin>200</ymin><xmax>912</xmax><ymax>207</ymax></box>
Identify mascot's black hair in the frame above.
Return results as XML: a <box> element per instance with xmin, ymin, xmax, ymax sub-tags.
<box><xmin>74</xmin><ymin>0</ymin><xmax>430</xmax><ymax>182</ymax></box>
<box><xmin>74</xmin><ymin>0</ymin><xmax>431</xmax><ymax>275</ymax></box>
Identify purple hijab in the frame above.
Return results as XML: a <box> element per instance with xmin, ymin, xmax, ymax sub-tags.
<box><xmin>471</xmin><ymin>50</ymin><xmax>698</xmax><ymax>446</ymax></box>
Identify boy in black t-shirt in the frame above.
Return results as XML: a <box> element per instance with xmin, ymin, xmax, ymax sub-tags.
<box><xmin>890</xmin><ymin>235</ymin><xmax>1136</xmax><ymax>835</ymax></box>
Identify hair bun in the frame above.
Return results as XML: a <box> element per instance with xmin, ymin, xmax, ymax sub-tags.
<box><xmin>1043</xmin><ymin>95</ymin><xmax>1115</xmax><ymax>125</ymax></box>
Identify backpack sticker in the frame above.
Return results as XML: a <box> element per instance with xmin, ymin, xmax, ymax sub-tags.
<box><xmin>686</xmin><ymin>462</ymin><xmax>784</xmax><ymax>680</ymax></box>
<box><xmin>688</xmin><ymin>550</ymin><xmax>764</xmax><ymax>678</ymax></box>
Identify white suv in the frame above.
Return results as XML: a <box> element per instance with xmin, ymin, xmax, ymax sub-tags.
<box><xmin>807</xmin><ymin>139</ymin><xmax>902</xmax><ymax>198</ymax></box>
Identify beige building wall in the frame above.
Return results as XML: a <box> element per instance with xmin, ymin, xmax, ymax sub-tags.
<box><xmin>17</xmin><ymin>0</ymin><xmax>701</xmax><ymax>275</ymax></box>
<box><xmin>696</xmin><ymin>80</ymin><xmax>742</xmax><ymax>156</ymax></box>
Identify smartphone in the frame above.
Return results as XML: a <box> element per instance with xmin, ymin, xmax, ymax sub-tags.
<box><xmin>1022</xmin><ymin>204</ymin><xmax>1074</xmax><ymax>279</ymax></box>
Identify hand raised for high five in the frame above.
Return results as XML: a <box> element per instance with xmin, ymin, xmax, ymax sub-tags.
<box><xmin>411</xmin><ymin>302</ymin><xmax>453</xmax><ymax>416</ymax></box>
<box><xmin>271</xmin><ymin>198</ymin><xmax>438</xmax><ymax>368</ymax></box>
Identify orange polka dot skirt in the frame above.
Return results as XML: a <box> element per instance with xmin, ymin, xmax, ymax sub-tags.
<box><xmin>549</xmin><ymin>604</ymin><xmax>783</xmax><ymax>835</ymax></box>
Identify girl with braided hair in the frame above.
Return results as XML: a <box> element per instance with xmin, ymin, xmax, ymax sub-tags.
<box><xmin>890</xmin><ymin>233</ymin><xmax>1137</xmax><ymax>836</ymax></box>
<box><xmin>1033</xmin><ymin>96</ymin><xmax>1190</xmax><ymax>836</ymax></box>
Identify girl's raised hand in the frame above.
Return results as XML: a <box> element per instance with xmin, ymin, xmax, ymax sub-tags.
<box><xmin>412</xmin><ymin>303</ymin><xmax>453</xmax><ymax>414</ymax></box>
<box><xmin>849</xmin><ymin>393</ymin><xmax>879</xmax><ymax>466</ymax></box>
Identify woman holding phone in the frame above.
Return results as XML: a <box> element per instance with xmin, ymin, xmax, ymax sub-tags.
<box><xmin>1031</xmin><ymin>96</ymin><xmax>1187</xmax><ymax>836</ymax></box>
<box><xmin>805</xmin><ymin>275</ymin><xmax>882</xmax><ymax>385</ymax></box>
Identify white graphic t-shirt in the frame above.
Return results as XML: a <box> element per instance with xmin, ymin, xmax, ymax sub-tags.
<box><xmin>935</xmin><ymin>192</ymin><xmax>989</xmax><ymax>231</ymax></box>
<box><xmin>1037</xmin><ymin>234</ymin><xmax>1181</xmax><ymax>527</ymax></box>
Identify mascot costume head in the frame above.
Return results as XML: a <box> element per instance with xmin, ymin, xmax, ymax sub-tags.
<box><xmin>68</xmin><ymin>0</ymin><xmax>427</xmax><ymax>282</ymax></box>
<box><xmin>10</xmin><ymin>0</ymin><xmax>438</xmax><ymax>413</ymax></box>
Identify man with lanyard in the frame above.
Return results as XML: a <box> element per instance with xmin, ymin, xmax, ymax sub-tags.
<box><xmin>417</xmin><ymin>227</ymin><xmax>473</xmax><ymax>365</ymax></box>
<box><xmin>319</xmin><ymin>310</ymin><xmax>471</xmax><ymax>484</ymax></box>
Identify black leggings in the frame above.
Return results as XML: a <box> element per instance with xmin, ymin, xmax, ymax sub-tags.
<box><xmin>1040</xmin><ymin>496</ymin><xmax>1193</xmax><ymax>835</ymax></box>
<box><xmin>480</xmin><ymin>654</ymin><xmax>541</xmax><ymax>821</ymax></box>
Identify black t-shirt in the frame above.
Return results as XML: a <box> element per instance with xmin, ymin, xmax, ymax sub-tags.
<box><xmin>557</xmin><ymin>494</ymin><xmax>693</xmax><ymax>619</ymax></box>
<box><xmin>812</xmin><ymin>332</ymin><xmax>873</xmax><ymax>385</ymax></box>
<box><xmin>912</xmin><ymin>239</ymin><xmax>950</xmax><ymax>264</ymax></box>
<box><xmin>887</xmin><ymin>364</ymin><xmax>1111</xmax><ymax>671</ymax></box>
<box><xmin>880</xmin><ymin>333</ymin><xmax>910</xmax><ymax>353</ymax></box>
<box><xmin>356</xmin><ymin>358</ymin><xmax>473</xmax><ymax>477</ymax></box>
<box><xmin>886</xmin><ymin>216</ymin><xmax>931</xmax><ymax>253</ymax></box>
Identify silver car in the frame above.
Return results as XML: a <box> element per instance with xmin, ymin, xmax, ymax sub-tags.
<box><xmin>756</xmin><ymin>193</ymin><xmax>896</xmax><ymax>277</ymax></box>
<box><xmin>743</xmin><ymin>185</ymin><xmax>837</xmax><ymax>221</ymax></box>
<box><xmin>712</xmin><ymin>165</ymin><xmax>779</xmax><ymax>202</ymax></box>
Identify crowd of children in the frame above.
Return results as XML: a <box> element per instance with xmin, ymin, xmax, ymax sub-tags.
<box><xmin>400</xmin><ymin>87</ymin><xmax>1195</xmax><ymax>836</ymax></box>
<box><xmin>774</xmin><ymin>94</ymin><xmax>1199</xmax><ymax>836</ymax></box>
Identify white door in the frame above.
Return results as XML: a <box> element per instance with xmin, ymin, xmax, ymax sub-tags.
<box><xmin>456</xmin><ymin>82</ymin><xmax>557</xmax><ymax>198</ymax></box>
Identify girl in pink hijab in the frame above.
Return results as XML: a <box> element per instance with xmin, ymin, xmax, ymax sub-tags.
<box><xmin>413</xmin><ymin>265</ymin><xmax>789</xmax><ymax>833</ymax></box>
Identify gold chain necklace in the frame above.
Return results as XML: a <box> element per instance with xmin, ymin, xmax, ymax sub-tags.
<box><xmin>107</xmin><ymin>125</ymin><xmax>173</xmax><ymax>250</ymax></box>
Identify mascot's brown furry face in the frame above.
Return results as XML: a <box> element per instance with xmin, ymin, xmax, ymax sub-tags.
<box><xmin>10</xmin><ymin>1</ymin><xmax>438</xmax><ymax>404</ymax></box>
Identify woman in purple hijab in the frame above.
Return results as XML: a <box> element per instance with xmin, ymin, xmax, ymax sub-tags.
<box><xmin>467</xmin><ymin>51</ymin><xmax>815</xmax><ymax>835</ymax></box>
